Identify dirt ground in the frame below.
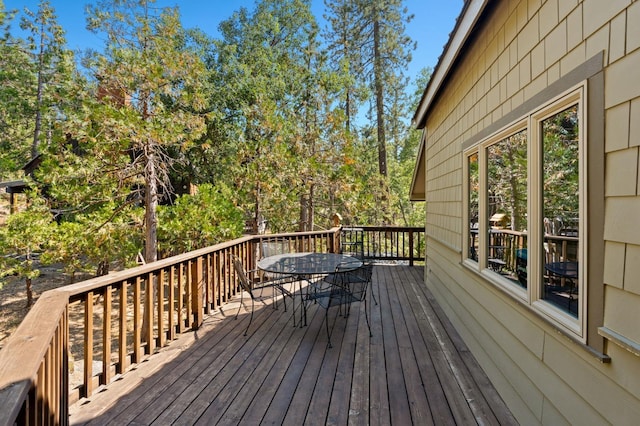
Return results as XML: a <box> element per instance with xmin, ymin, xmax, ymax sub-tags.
<box><xmin>0</xmin><ymin>264</ymin><xmax>73</xmax><ymax>349</ymax></box>
<box><xmin>0</xmin><ymin>192</ymin><xmax>83</xmax><ymax>349</ymax></box>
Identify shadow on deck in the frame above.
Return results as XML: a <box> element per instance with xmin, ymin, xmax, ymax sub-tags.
<box><xmin>69</xmin><ymin>265</ymin><xmax>517</xmax><ymax>425</ymax></box>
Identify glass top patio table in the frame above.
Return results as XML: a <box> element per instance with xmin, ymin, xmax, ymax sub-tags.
<box><xmin>257</xmin><ymin>252</ymin><xmax>363</xmax><ymax>328</ymax></box>
<box><xmin>545</xmin><ymin>261</ymin><xmax>578</xmax><ymax>279</ymax></box>
<box><xmin>257</xmin><ymin>252</ymin><xmax>362</xmax><ymax>276</ymax></box>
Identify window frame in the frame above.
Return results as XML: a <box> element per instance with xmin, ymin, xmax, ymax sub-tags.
<box><xmin>462</xmin><ymin>83</ymin><xmax>587</xmax><ymax>342</ymax></box>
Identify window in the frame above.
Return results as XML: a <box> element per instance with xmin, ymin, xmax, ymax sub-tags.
<box><xmin>463</xmin><ymin>85</ymin><xmax>585</xmax><ymax>340</ymax></box>
<box><xmin>468</xmin><ymin>153</ymin><xmax>479</xmax><ymax>261</ymax></box>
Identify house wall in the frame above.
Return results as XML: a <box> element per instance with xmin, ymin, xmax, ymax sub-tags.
<box><xmin>422</xmin><ymin>0</ymin><xmax>640</xmax><ymax>423</ymax></box>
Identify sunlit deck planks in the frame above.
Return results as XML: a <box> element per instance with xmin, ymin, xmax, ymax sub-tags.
<box><xmin>69</xmin><ymin>265</ymin><xmax>516</xmax><ymax>425</ymax></box>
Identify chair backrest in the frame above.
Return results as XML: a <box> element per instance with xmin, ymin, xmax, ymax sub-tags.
<box><xmin>232</xmin><ymin>255</ymin><xmax>252</xmax><ymax>293</ymax></box>
<box><xmin>261</xmin><ymin>240</ymin><xmax>290</xmax><ymax>258</ymax></box>
<box><xmin>340</xmin><ymin>228</ymin><xmax>364</xmax><ymax>259</ymax></box>
<box><xmin>336</xmin><ymin>263</ymin><xmax>373</xmax><ymax>301</ymax></box>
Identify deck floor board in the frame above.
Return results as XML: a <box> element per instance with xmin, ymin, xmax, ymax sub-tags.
<box><xmin>69</xmin><ymin>265</ymin><xmax>517</xmax><ymax>426</ymax></box>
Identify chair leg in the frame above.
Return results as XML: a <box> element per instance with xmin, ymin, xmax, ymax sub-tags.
<box><xmin>371</xmin><ymin>284</ymin><xmax>379</xmax><ymax>306</ymax></box>
<box><xmin>364</xmin><ymin>298</ymin><xmax>372</xmax><ymax>337</ymax></box>
<box><xmin>235</xmin><ymin>289</ymin><xmax>255</xmax><ymax>336</ymax></box>
<box><xmin>235</xmin><ymin>290</ymin><xmax>245</xmax><ymax>320</ymax></box>
<box><xmin>325</xmin><ymin>301</ymin><xmax>333</xmax><ymax>349</ymax></box>
<box><xmin>244</xmin><ymin>297</ymin><xmax>254</xmax><ymax>336</ymax></box>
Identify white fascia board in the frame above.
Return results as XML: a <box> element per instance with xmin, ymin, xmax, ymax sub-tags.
<box><xmin>412</xmin><ymin>0</ymin><xmax>489</xmax><ymax>129</ymax></box>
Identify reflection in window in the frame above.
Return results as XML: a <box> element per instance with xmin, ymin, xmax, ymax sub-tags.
<box><xmin>486</xmin><ymin>130</ymin><xmax>528</xmax><ymax>287</ymax></box>
<box><xmin>468</xmin><ymin>153</ymin><xmax>479</xmax><ymax>261</ymax></box>
<box><xmin>462</xmin><ymin>86</ymin><xmax>585</xmax><ymax>336</ymax></box>
<box><xmin>542</xmin><ymin>105</ymin><xmax>579</xmax><ymax>317</ymax></box>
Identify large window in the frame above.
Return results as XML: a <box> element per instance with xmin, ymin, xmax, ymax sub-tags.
<box><xmin>463</xmin><ymin>85</ymin><xmax>585</xmax><ymax>340</ymax></box>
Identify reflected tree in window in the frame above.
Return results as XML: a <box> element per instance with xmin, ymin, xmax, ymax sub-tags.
<box><xmin>487</xmin><ymin>130</ymin><xmax>528</xmax><ymax>232</ymax></box>
<box><xmin>468</xmin><ymin>153</ymin><xmax>478</xmax><ymax>261</ymax></box>
<box><xmin>542</xmin><ymin>104</ymin><xmax>579</xmax><ymax>316</ymax></box>
<box><xmin>486</xmin><ymin>130</ymin><xmax>527</xmax><ymax>286</ymax></box>
<box><xmin>543</xmin><ymin>105</ymin><xmax>579</xmax><ymax>234</ymax></box>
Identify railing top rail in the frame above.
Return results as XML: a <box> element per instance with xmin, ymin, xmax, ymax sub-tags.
<box><xmin>56</xmin><ymin>228</ymin><xmax>342</xmax><ymax>298</ymax></box>
<box><xmin>482</xmin><ymin>228</ymin><xmax>579</xmax><ymax>242</ymax></box>
<box><xmin>259</xmin><ymin>227</ymin><xmax>340</xmax><ymax>236</ymax></box>
<box><xmin>0</xmin><ymin>290</ymin><xmax>69</xmax><ymax>424</ymax></box>
<box><xmin>60</xmin><ymin>235</ymin><xmax>254</xmax><ymax>297</ymax></box>
<box><xmin>342</xmin><ymin>226</ymin><xmax>424</xmax><ymax>232</ymax></box>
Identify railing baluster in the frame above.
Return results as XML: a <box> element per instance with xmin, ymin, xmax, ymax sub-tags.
<box><xmin>178</xmin><ymin>263</ymin><xmax>185</xmax><ymax>332</ymax></box>
<box><xmin>37</xmin><ymin>354</ymin><xmax>45</xmax><ymax>423</ymax></box>
<box><xmin>133</xmin><ymin>277</ymin><xmax>142</xmax><ymax>363</ymax></box>
<box><xmin>204</xmin><ymin>254</ymin><xmax>212</xmax><ymax>314</ymax></box>
<box><xmin>45</xmin><ymin>341</ymin><xmax>52</xmax><ymax>424</ymax></box>
<box><xmin>158</xmin><ymin>269</ymin><xmax>165</xmax><ymax>348</ymax></box>
<box><xmin>168</xmin><ymin>267</ymin><xmax>176</xmax><ymax>340</ymax></box>
<box><xmin>192</xmin><ymin>257</ymin><xmax>204</xmax><ymax>329</ymax></box>
<box><xmin>145</xmin><ymin>272</ymin><xmax>154</xmax><ymax>355</ymax></box>
<box><xmin>83</xmin><ymin>291</ymin><xmax>94</xmax><ymax>397</ymax></box>
<box><xmin>118</xmin><ymin>280</ymin><xmax>127</xmax><ymax>374</ymax></box>
<box><xmin>102</xmin><ymin>285</ymin><xmax>112</xmax><ymax>385</ymax></box>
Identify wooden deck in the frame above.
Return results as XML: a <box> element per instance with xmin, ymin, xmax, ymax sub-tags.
<box><xmin>68</xmin><ymin>265</ymin><xmax>517</xmax><ymax>425</ymax></box>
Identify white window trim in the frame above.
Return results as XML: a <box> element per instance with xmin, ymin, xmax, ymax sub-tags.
<box><xmin>462</xmin><ymin>82</ymin><xmax>587</xmax><ymax>342</ymax></box>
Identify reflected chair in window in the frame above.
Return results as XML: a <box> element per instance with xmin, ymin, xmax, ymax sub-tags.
<box><xmin>516</xmin><ymin>248</ymin><xmax>527</xmax><ymax>287</ymax></box>
<box><xmin>231</xmin><ymin>255</ymin><xmax>293</xmax><ymax>336</ymax></box>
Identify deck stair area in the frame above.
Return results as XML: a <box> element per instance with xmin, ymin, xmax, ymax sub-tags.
<box><xmin>68</xmin><ymin>265</ymin><xmax>517</xmax><ymax>425</ymax></box>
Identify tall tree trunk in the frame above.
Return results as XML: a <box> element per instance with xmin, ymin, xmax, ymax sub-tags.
<box><xmin>299</xmin><ymin>192</ymin><xmax>310</xmax><ymax>232</ymax></box>
<box><xmin>254</xmin><ymin>182</ymin><xmax>262</xmax><ymax>234</ymax></box>
<box><xmin>144</xmin><ymin>144</ymin><xmax>159</xmax><ymax>264</ymax></box>
<box><xmin>309</xmin><ymin>183</ymin><xmax>315</xmax><ymax>231</ymax></box>
<box><xmin>298</xmin><ymin>184</ymin><xmax>315</xmax><ymax>232</ymax></box>
<box><xmin>506</xmin><ymin>148</ymin><xmax>521</xmax><ymax>231</ymax></box>
<box><xmin>142</xmin><ymin>140</ymin><xmax>158</xmax><ymax>344</ymax></box>
<box><xmin>373</xmin><ymin>19</ymin><xmax>387</xmax><ymax>177</ymax></box>
<box><xmin>25</xmin><ymin>250</ymin><xmax>34</xmax><ymax>307</ymax></box>
<box><xmin>32</xmin><ymin>21</ymin><xmax>46</xmax><ymax>159</ymax></box>
<box><xmin>346</xmin><ymin>89</ymin><xmax>352</xmax><ymax>132</ymax></box>
<box><xmin>25</xmin><ymin>277</ymin><xmax>33</xmax><ymax>307</ymax></box>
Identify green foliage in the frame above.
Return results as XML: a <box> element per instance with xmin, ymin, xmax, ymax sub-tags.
<box><xmin>0</xmin><ymin>195</ymin><xmax>54</xmax><ymax>303</ymax></box>
<box><xmin>1</xmin><ymin>0</ymin><xmax>428</xmax><ymax>289</ymax></box>
<box><xmin>42</xmin><ymin>204</ymin><xmax>143</xmax><ymax>278</ymax></box>
<box><xmin>157</xmin><ymin>183</ymin><xmax>244</xmax><ymax>256</ymax></box>
<box><xmin>543</xmin><ymin>105</ymin><xmax>580</xmax><ymax>224</ymax></box>
<box><xmin>488</xmin><ymin>130</ymin><xmax>528</xmax><ymax>231</ymax></box>
<box><xmin>0</xmin><ymin>4</ymin><xmax>36</xmax><ymax>174</ymax></box>
<box><xmin>81</xmin><ymin>0</ymin><xmax>208</xmax><ymax>262</ymax></box>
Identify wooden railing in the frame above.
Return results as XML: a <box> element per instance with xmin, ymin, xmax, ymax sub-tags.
<box><xmin>0</xmin><ymin>226</ymin><xmax>424</xmax><ymax>425</ymax></box>
<box><xmin>341</xmin><ymin>226</ymin><xmax>425</xmax><ymax>265</ymax></box>
<box><xmin>469</xmin><ymin>228</ymin><xmax>579</xmax><ymax>276</ymax></box>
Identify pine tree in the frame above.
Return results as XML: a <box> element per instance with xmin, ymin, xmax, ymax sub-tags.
<box><xmin>325</xmin><ymin>0</ymin><xmax>415</xmax><ymax>178</ymax></box>
<box><xmin>214</xmin><ymin>0</ymin><xmax>336</xmax><ymax>232</ymax></box>
<box><xmin>82</xmin><ymin>0</ymin><xmax>208</xmax><ymax>263</ymax></box>
<box><xmin>20</xmin><ymin>0</ymin><xmax>71</xmax><ymax>159</ymax></box>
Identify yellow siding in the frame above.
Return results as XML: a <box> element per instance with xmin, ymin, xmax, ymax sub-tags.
<box><xmin>423</xmin><ymin>0</ymin><xmax>640</xmax><ymax>422</ymax></box>
<box><xmin>605</xmin><ymin>287</ymin><xmax>640</xmax><ymax>345</ymax></box>
<box><xmin>603</xmin><ymin>241</ymin><xmax>625</xmax><ymax>288</ymax></box>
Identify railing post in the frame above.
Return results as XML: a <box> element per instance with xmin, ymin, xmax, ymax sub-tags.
<box><xmin>409</xmin><ymin>230</ymin><xmax>415</xmax><ymax>266</ymax></box>
<box><xmin>191</xmin><ymin>257</ymin><xmax>204</xmax><ymax>329</ymax></box>
<box><xmin>331</xmin><ymin>228</ymin><xmax>341</xmax><ymax>254</ymax></box>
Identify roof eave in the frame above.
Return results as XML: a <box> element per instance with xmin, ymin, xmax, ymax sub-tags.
<box><xmin>412</xmin><ymin>0</ymin><xmax>490</xmax><ymax>130</ymax></box>
<box><xmin>409</xmin><ymin>134</ymin><xmax>426</xmax><ymax>201</ymax></box>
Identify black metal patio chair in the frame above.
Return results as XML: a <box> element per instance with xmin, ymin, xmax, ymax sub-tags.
<box><xmin>306</xmin><ymin>262</ymin><xmax>374</xmax><ymax>348</ymax></box>
<box><xmin>232</xmin><ymin>254</ymin><xmax>293</xmax><ymax>336</ymax></box>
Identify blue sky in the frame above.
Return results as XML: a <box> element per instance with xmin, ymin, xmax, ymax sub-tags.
<box><xmin>4</xmin><ymin>0</ymin><xmax>463</xmax><ymax>85</ymax></box>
